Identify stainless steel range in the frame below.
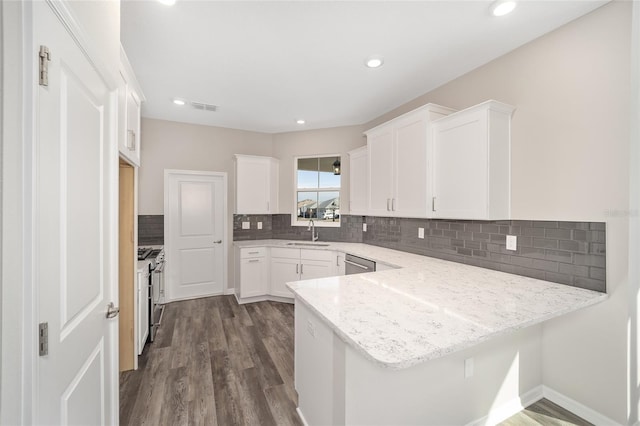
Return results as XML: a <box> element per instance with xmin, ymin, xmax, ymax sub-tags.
<box><xmin>138</xmin><ymin>246</ymin><xmax>165</xmax><ymax>342</ymax></box>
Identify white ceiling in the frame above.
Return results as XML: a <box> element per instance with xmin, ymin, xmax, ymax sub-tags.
<box><xmin>121</xmin><ymin>0</ymin><xmax>608</xmax><ymax>134</ymax></box>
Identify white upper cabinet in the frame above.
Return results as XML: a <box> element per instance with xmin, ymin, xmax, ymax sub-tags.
<box><xmin>348</xmin><ymin>146</ymin><xmax>368</xmax><ymax>216</ymax></box>
<box><xmin>235</xmin><ymin>154</ymin><xmax>279</xmax><ymax>214</ymax></box>
<box><xmin>118</xmin><ymin>47</ymin><xmax>145</xmax><ymax>166</ymax></box>
<box><xmin>431</xmin><ymin>100</ymin><xmax>515</xmax><ymax>220</ymax></box>
<box><xmin>366</xmin><ymin>104</ymin><xmax>455</xmax><ymax>218</ymax></box>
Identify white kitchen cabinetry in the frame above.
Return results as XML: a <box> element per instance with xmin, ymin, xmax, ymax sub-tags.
<box><xmin>235</xmin><ymin>154</ymin><xmax>279</xmax><ymax>214</ymax></box>
<box><xmin>366</xmin><ymin>104</ymin><xmax>455</xmax><ymax>218</ymax></box>
<box><xmin>431</xmin><ymin>100</ymin><xmax>515</xmax><ymax>220</ymax></box>
<box><xmin>118</xmin><ymin>47</ymin><xmax>145</xmax><ymax>166</ymax></box>
<box><xmin>270</xmin><ymin>248</ymin><xmax>334</xmax><ymax>298</ymax></box>
<box><xmin>136</xmin><ymin>268</ymin><xmax>149</xmax><ymax>355</ymax></box>
<box><xmin>235</xmin><ymin>247</ymin><xmax>268</xmax><ymax>299</ymax></box>
<box><xmin>348</xmin><ymin>146</ymin><xmax>368</xmax><ymax>215</ymax></box>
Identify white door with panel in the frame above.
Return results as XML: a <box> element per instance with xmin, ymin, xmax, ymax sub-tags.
<box><xmin>34</xmin><ymin>2</ymin><xmax>118</xmax><ymax>423</ymax></box>
<box><xmin>367</xmin><ymin>126</ymin><xmax>394</xmax><ymax>216</ymax></box>
<box><xmin>431</xmin><ymin>101</ymin><xmax>514</xmax><ymax>220</ymax></box>
<box><xmin>393</xmin><ymin>113</ymin><xmax>430</xmax><ymax>217</ymax></box>
<box><xmin>270</xmin><ymin>255</ymin><xmax>300</xmax><ymax>298</ymax></box>
<box><xmin>166</xmin><ymin>171</ymin><xmax>226</xmax><ymax>301</ymax></box>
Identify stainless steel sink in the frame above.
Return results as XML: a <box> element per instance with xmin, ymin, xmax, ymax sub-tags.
<box><xmin>286</xmin><ymin>242</ymin><xmax>330</xmax><ymax>247</ymax></box>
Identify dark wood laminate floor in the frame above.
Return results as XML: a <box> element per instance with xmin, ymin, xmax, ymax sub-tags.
<box><xmin>120</xmin><ymin>295</ymin><xmax>589</xmax><ymax>426</ymax></box>
<box><xmin>500</xmin><ymin>398</ymin><xmax>593</xmax><ymax>426</ymax></box>
<box><xmin>119</xmin><ymin>295</ymin><xmax>302</xmax><ymax>426</ymax></box>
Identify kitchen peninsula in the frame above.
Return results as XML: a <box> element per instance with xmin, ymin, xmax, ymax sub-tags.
<box><xmin>283</xmin><ymin>243</ymin><xmax>606</xmax><ymax>425</ymax></box>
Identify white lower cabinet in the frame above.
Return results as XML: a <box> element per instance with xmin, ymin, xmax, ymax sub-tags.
<box><xmin>270</xmin><ymin>256</ymin><xmax>300</xmax><ymax>298</ymax></box>
<box><xmin>136</xmin><ymin>268</ymin><xmax>149</xmax><ymax>356</ymax></box>
<box><xmin>235</xmin><ymin>246</ymin><xmax>339</xmax><ymax>303</ymax></box>
<box><xmin>270</xmin><ymin>248</ymin><xmax>334</xmax><ymax>298</ymax></box>
<box><xmin>236</xmin><ymin>247</ymin><xmax>268</xmax><ymax>299</ymax></box>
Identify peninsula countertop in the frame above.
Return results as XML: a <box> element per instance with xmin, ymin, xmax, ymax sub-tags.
<box><xmin>234</xmin><ymin>239</ymin><xmax>607</xmax><ymax>369</ymax></box>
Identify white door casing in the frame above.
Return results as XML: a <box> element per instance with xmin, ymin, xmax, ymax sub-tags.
<box><xmin>34</xmin><ymin>1</ymin><xmax>118</xmax><ymax>424</ymax></box>
<box><xmin>165</xmin><ymin>170</ymin><xmax>227</xmax><ymax>301</ymax></box>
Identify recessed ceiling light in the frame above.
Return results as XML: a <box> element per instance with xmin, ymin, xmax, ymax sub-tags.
<box><xmin>296</xmin><ymin>119</ymin><xmax>306</xmax><ymax>125</ymax></box>
<box><xmin>173</xmin><ymin>98</ymin><xmax>186</xmax><ymax>106</ymax></box>
<box><xmin>365</xmin><ymin>56</ymin><xmax>384</xmax><ymax>69</ymax></box>
<box><xmin>158</xmin><ymin>0</ymin><xmax>176</xmax><ymax>5</ymax></box>
<box><xmin>490</xmin><ymin>0</ymin><xmax>516</xmax><ymax>16</ymax></box>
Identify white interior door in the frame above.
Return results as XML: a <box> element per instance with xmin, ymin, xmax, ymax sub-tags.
<box><xmin>34</xmin><ymin>2</ymin><xmax>117</xmax><ymax>424</ymax></box>
<box><xmin>166</xmin><ymin>171</ymin><xmax>226</xmax><ymax>301</ymax></box>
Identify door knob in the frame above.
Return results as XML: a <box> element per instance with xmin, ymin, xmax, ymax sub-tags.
<box><xmin>213</xmin><ymin>240</ymin><xmax>222</xmax><ymax>244</ymax></box>
<box><xmin>106</xmin><ymin>302</ymin><xmax>120</xmax><ymax>319</ymax></box>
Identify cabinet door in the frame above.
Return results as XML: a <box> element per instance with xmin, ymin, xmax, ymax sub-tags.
<box><xmin>432</xmin><ymin>109</ymin><xmax>488</xmax><ymax>219</ymax></box>
<box><xmin>240</xmin><ymin>258</ymin><xmax>267</xmax><ymax>298</ymax></box>
<box><xmin>137</xmin><ymin>271</ymin><xmax>149</xmax><ymax>355</ymax></box>
<box><xmin>270</xmin><ymin>257</ymin><xmax>299</xmax><ymax>298</ymax></box>
<box><xmin>236</xmin><ymin>156</ymin><xmax>271</xmax><ymax>214</ymax></box>
<box><xmin>348</xmin><ymin>146</ymin><xmax>368</xmax><ymax>215</ymax></box>
<box><xmin>300</xmin><ymin>259</ymin><xmax>333</xmax><ymax>280</ymax></box>
<box><xmin>126</xmin><ymin>89</ymin><xmax>141</xmax><ymax>165</ymax></box>
<box><xmin>367</xmin><ymin>126</ymin><xmax>394</xmax><ymax>216</ymax></box>
<box><xmin>393</xmin><ymin>113</ymin><xmax>428</xmax><ymax>217</ymax></box>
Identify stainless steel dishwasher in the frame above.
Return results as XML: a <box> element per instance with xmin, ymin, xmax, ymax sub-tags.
<box><xmin>344</xmin><ymin>254</ymin><xmax>376</xmax><ymax>275</ymax></box>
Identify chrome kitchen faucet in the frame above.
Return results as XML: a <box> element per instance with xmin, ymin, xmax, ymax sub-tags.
<box><xmin>308</xmin><ymin>219</ymin><xmax>319</xmax><ymax>242</ymax></box>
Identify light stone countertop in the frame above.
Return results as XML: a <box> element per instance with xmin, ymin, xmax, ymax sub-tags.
<box><xmin>234</xmin><ymin>239</ymin><xmax>607</xmax><ymax>369</ymax></box>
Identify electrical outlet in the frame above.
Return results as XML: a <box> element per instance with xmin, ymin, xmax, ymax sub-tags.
<box><xmin>242</xmin><ymin>221</ymin><xmax>250</xmax><ymax>230</ymax></box>
<box><xmin>506</xmin><ymin>235</ymin><xmax>517</xmax><ymax>251</ymax></box>
<box><xmin>257</xmin><ymin>222</ymin><xmax>262</xmax><ymax>230</ymax></box>
<box><xmin>363</xmin><ymin>223</ymin><xmax>367</xmax><ymax>232</ymax></box>
<box><xmin>418</xmin><ymin>227</ymin><xmax>425</xmax><ymax>239</ymax></box>
<box><xmin>306</xmin><ymin>319</ymin><xmax>315</xmax><ymax>337</ymax></box>
<box><xmin>464</xmin><ymin>358</ymin><xmax>474</xmax><ymax>378</ymax></box>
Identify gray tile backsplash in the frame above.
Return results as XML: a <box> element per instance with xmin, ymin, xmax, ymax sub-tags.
<box><xmin>233</xmin><ymin>214</ymin><xmax>363</xmax><ymax>242</ymax></box>
<box><xmin>138</xmin><ymin>215</ymin><xmax>164</xmax><ymax>246</ymax></box>
<box><xmin>362</xmin><ymin>217</ymin><xmax>606</xmax><ymax>293</ymax></box>
<box><xmin>230</xmin><ymin>214</ymin><xmax>607</xmax><ymax>293</ymax></box>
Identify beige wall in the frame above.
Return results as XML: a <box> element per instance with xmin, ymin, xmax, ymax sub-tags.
<box><xmin>272</xmin><ymin>125</ymin><xmax>366</xmax><ymax>217</ymax></box>
<box><xmin>139</xmin><ymin>118</ymin><xmax>273</xmax><ymax>215</ymax></box>
<box><xmin>366</xmin><ymin>2</ymin><xmax>632</xmax><ymax>422</ymax></box>
<box><xmin>139</xmin><ymin>118</ymin><xmax>273</xmax><ymax>292</ymax></box>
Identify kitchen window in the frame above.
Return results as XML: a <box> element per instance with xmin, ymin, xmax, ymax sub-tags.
<box><xmin>294</xmin><ymin>155</ymin><xmax>341</xmax><ymax>226</ymax></box>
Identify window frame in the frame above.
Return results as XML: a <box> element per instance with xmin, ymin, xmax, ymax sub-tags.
<box><xmin>292</xmin><ymin>154</ymin><xmax>342</xmax><ymax>228</ymax></box>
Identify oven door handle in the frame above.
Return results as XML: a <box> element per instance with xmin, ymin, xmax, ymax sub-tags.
<box><xmin>344</xmin><ymin>260</ymin><xmax>370</xmax><ymax>270</ymax></box>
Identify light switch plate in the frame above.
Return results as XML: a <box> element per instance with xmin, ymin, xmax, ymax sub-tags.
<box><xmin>506</xmin><ymin>235</ymin><xmax>517</xmax><ymax>251</ymax></box>
<box><xmin>418</xmin><ymin>227</ymin><xmax>425</xmax><ymax>239</ymax></box>
<box><xmin>257</xmin><ymin>222</ymin><xmax>262</xmax><ymax>230</ymax></box>
<box><xmin>363</xmin><ymin>223</ymin><xmax>367</xmax><ymax>232</ymax></box>
<box><xmin>242</xmin><ymin>222</ymin><xmax>250</xmax><ymax>230</ymax></box>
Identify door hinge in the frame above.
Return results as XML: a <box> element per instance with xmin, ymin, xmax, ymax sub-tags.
<box><xmin>39</xmin><ymin>45</ymin><xmax>51</xmax><ymax>86</ymax></box>
<box><xmin>39</xmin><ymin>322</ymin><xmax>49</xmax><ymax>356</ymax></box>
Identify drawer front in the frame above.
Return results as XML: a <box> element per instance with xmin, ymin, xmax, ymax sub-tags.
<box><xmin>270</xmin><ymin>247</ymin><xmax>299</xmax><ymax>259</ymax></box>
<box><xmin>240</xmin><ymin>247</ymin><xmax>266</xmax><ymax>259</ymax></box>
<box><xmin>300</xmin><ymin>249</ymin><xmax>334</xmax><ymax>262</ymax></box>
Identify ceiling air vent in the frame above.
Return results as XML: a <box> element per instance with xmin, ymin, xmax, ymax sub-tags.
<box><xmin>191</xmin><ymin>101</ymin><xmax>218</xmax><ymax>112</ymax></box>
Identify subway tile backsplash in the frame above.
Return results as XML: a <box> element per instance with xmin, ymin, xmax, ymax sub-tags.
<box><xmin>230</xmin><ymin>214</ymin><xmax>607</xmax><ymax>293</ymax></box>
<box><xmin>138</xmin><ymin>215</ymin><xmax>164</xmax><ymax>246</ymax></box>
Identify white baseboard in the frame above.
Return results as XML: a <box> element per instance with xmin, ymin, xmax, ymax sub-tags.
<box><xmin>224</xmin><ymin>287</ymin><xmax>235</xmax><ymax>295</ymax></box>
<box><xmin>296</xmin><ymin>407</ymin><xmax>309</xmax><ymax>426</ymax></box>
<box><xmin>466</xmin><ymin>385</ymin><xmax>543</xmax><ymax>426</ymax></box>
<box><xmin>542</xmin><ymin>386</ymin><xmax>623</xmax><ymax>426</ymax></box>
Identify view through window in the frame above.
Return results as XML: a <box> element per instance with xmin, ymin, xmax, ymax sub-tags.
<box><xmin>296</xmin><ymin>156</ymin><xmax>341</xmax><ymax>224</ymax></box>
